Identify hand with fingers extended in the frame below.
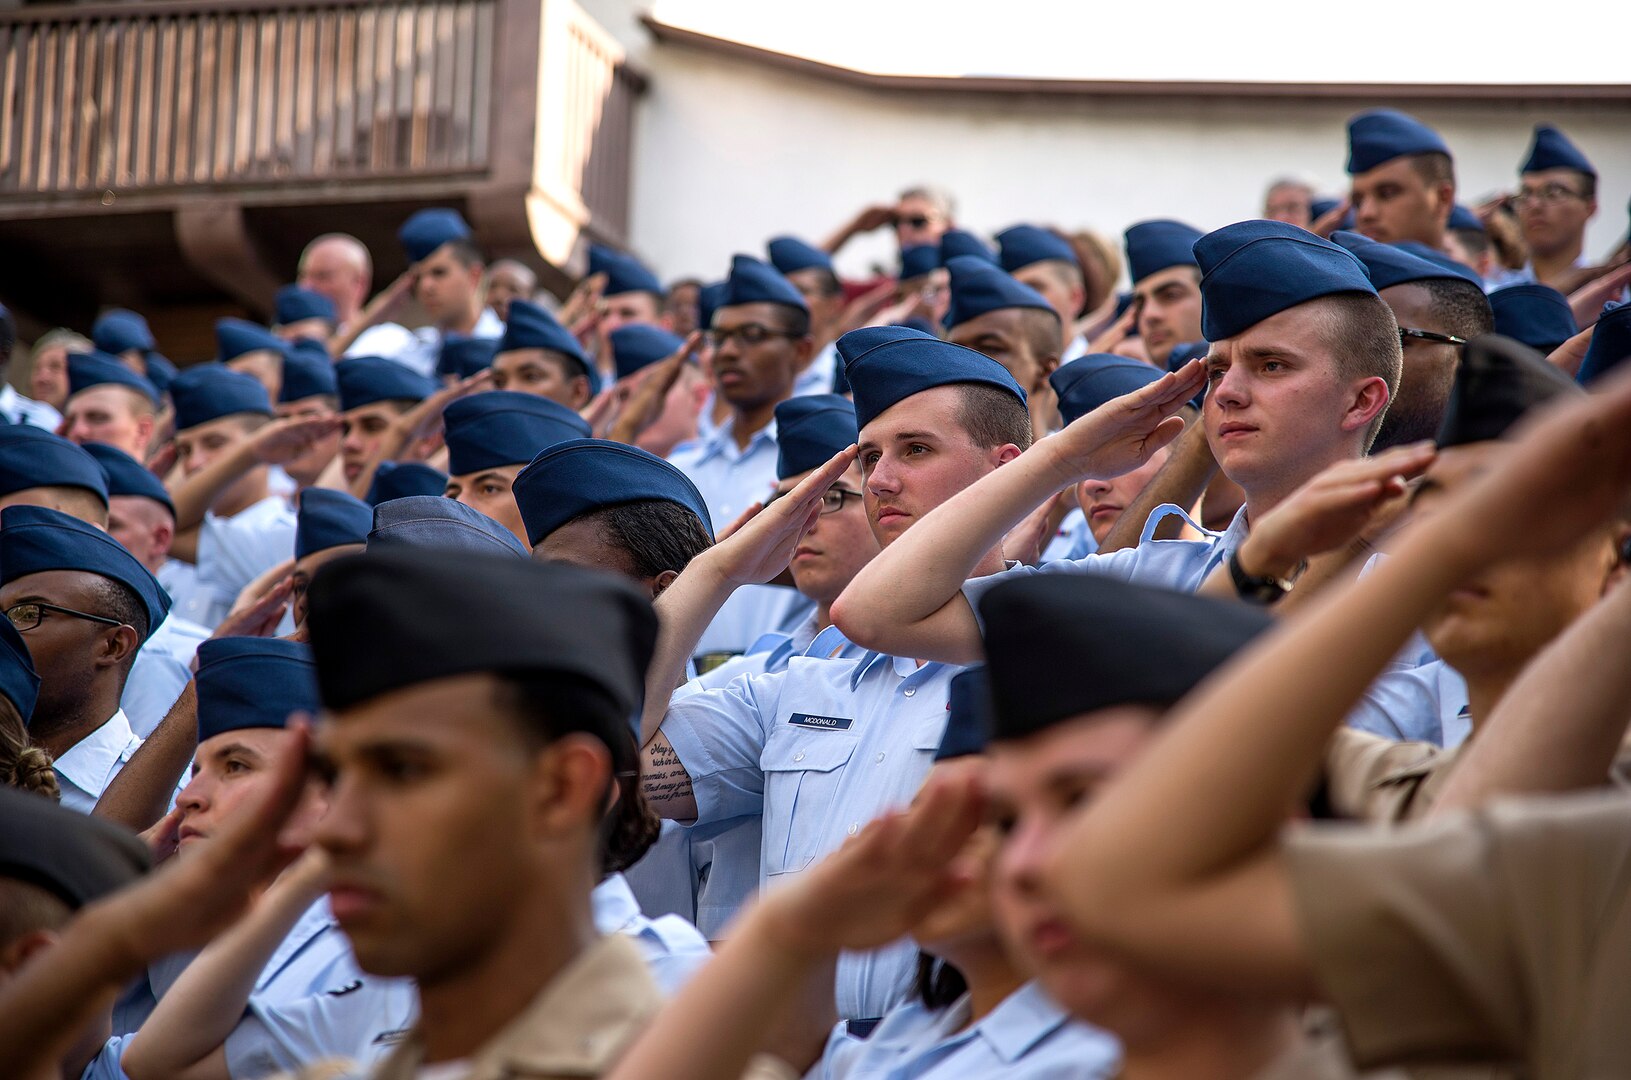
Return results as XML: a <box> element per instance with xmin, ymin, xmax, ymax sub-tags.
<box><xmin>1086</xmin><ymin>301</ymin><xmax>1139</xmax><ymax>355</ymax></box>
<box><xmin>562</xmin><ymin>272</ymin><xmax>609</xmax><ymax>347</ymax></box>
<box><xmin>249</xmin><ymin>415</ymin><xmax>343</xmax><ymax>466</ymax></box>
<box><xmin>609</xmin><ymin>332</ymin><xmax>700</xmax><ymax>445</ymax></box>
<box><xmin>841</xmin><ymin>278</ymin><xmax>905</xmax><ymax>335</ymax></box>
<box><xmin>214</xmin><ymin>575</ymin><xmax>294</xmax><ymax>639</ymax></box>
<box><xmin>1005</xmin><ymin>489</ymin><xmax>1071</xmax><ymax>567</ymax></box>
<box><xmin>1045</xmin><ymin>360</ymin><xmax>1207</xmax><ymax>485</ymax></box>
<box><xmin>140</xmin><ymin>806</ymin><xmax>184</xmax><ymax>866</ymax></box>
<box><xmin>393</xmin><ymin>368</ymin><xmax>495</xmax><ymax>450</ymax></box>
<box><xmin>710</xmin><ymin>446</ymin><xmax>857</xmax><ymax>588</ymax></box>
<box><xmin>1566</xmin><ymin>261</ymin><xmax>1631</xmax><ymax>328</ymax></box>
<box><xmin>1309</xmin><ymin>198</ymin><xmax>1351</xmax><ymax>238</ymax></box>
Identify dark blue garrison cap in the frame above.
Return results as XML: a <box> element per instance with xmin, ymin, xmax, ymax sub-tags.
<box><xmin>0</xmin><ymin>504</ymin><xmax>169</xmax><ymax>642</ymax></box>
<box><xmin>171</xmin><ymin>364</ymin><xmax>273</xmax><ymax>430</ymax></box>
<box><xmin>1310</xmin><ymin>198</ymin><xmax>1354</xmax><ymax>229</ymax></box>
<box><xmin>274</xmin><ymin>285</ymin><xmax>337</xmax><ymax>327</ymax></box>
<box><xmin>367</xmin><ymin>461</ymin><xmax>449</xmax><ymax>506</ymax></box>
<box><xmin>1392</xmin><ymin>241</ymin><xmax>1482</xmax><ymax>284</ymax></box>
<box><xmin>513</xmin><ymin>438</ymin><xmax>712</xmax><ymax>548</ymax></box>
<box><xmin>67</xmin><ymin>350</ymin><xmax>160</xmax><ymax>406</ymax></box>
<box><xmin>144</xmin><ymin>354</ymin><xmax>178</xmax><ymax>396</ymax></box>
<box><xmin>1165</xmin><ymin>341</ymin><xmax>1210</xmax><ymax>373</ymax></box>
<box><xmin>589</xmin><ymin>244</ymin><xmax>663</xmax><ymax>297</ymax></box>
<box><xmin>366</xmin><ymin>495</ymin><xmax>527</xmax><ymax>558</ymax></box>
<box><xmin>279</xmin><ymin>340</ymin><xmax>339</xmax><ymax>402</ymax></box>
<box><xmin>1436</xmin><ymin>335</ymin><xmax>1580</xmax><ymax>448</ymax></box>
<box><xmin>995</xmin><ymin>225</ymin><xmax>1078</xmax><ymax>273</ymax></box>
<box><xmin>838</xmin><ymin>324</ymin><xmax>1026</xmax><ymax>430</ymax></box>
<box><xmin>938</xmin><ymin>667</ymin><xmax>991</xmax><ymax>762</ymax></box>
<box><xmin>296</xmin><ymin>487</ymin><xmax>373</xmax><ymax>560</ymax></box>
<box><xmin>767</xmin><ymin>236</ymin><xmax>834</xmax><ymax>276</ymax></box>
<box><xmin>1332</xmin><ymin>231</ymin><xmax>1482</xmax><ymax>290</ymax></box>
<box><xmin>1521</xmin><ymin>124</ymin><xmax>1595</xmax><ymax>177</ymax></box>
<box><xmin>697</xmin><ymin>281</ymin><xmax>728</xmax><ymax>332</ymax></box>
<box><xmin>498</xmin><ymin>299</ymin><xmax>593</xmax><ymax>373</ymax></box>
<box><xmin>0</xmin><ymin>618</ymin><xmax>39</xmax><ymax>722</ymax></box>
<box><xmin>1194</xmin><ymin>220</ymin><xmax>1375</xmax><ymax>342</ymax></box>
<box><xmin>775</xmin><ymin>394</ymin><xmax>857</xmax><ymax>479</ymax></box>
<box><xmin>898</xmin><ymin>245</ymin><xmax>940</xmax><ymax>282</ymax></box>
<box><xmin>443</xmin><ymin>390</ymin><xmax>591</xmax><ymax>475</ymax></box>
<box><xmin>399</xmin><ymin>208</ymin><xmax>472</xmax><ymax>263</ymax></box>
<box><xmin>0</xmin><ymin>427</ymin><xmax>109</xmax><ymax>505</ymax></box>
<box><xmin>91</xmin><ymin>309</ymin><xmax>155</xmax><ymax>355</ymax></box>
<box><xmin>1124</xmin><ymin>220</ymin><xmax>1203</xmax><ymax>284</ymax></box>
<box><xmin>719</xmin><ymin>254</ymin><xmax>807</xmax><ymax>313</ymax></box>
<box><xmin>335</xmin><ymin>356</ymin><xmax>436</xmax><ymax>412</ymax></box>
<box><xmin>943</xmin><ymin>255</ymin><xmax>1055</xmax><ymax>330</ymax></box>
<box><xmin>195</xmin><ymin>637</ymin><xmax>320</xmax><ymax>740</ymax></box>
<box><xmin>1578</xmin><ymin>302</ymin><xmax>1631</xmax><ymax>385</ymax></box>
<box><xmin>1489</xmin><ymin>284</ymin><xmax>1577</xmax><ymax>353</ymax></box>
<box><xmin>1447</xmin><ymin>205</ymin><xmax>1484</xmax><ymax>234</ymax></box>
<box><xmin>941</xmin><ymin>229</ymin><xmax>997</xmax><ymax>266</ymax></box>
<box><xmin>608</xmin><ymin>323</ymin><xmax>685</xmax><ymax>381</ymax></box>
<box><xmin>1050</xmin><ymin>354</ymin><xmax>1166</xmax><ymax>426</ymax></box>
<box><xmin>437</xmin><ymin>336</ymin><xmax>500</xmax><ymax>380</ymax></box>
<box><xmin>216</xmin><ymin>318</ymin><xmax>286</xmax><ymax>363</ymax></box>
<box><xmin>84</xmin><ymin>442</ymin><xmax>172</xmax><ymax>515</ymax></box>
<box><xmin>0</xmin><ymin>785</ymin><xmax>148</xmax><ymax>909</ymax></box>
<box><xmin>1346</xmin><ymin>109</ymin><xmax>1450</xmax><ymax>174</ymax></box>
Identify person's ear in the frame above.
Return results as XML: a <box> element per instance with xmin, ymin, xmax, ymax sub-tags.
<box><xmin>0</xmin><ymin>928</ymin><xmax>58</xmax><ymax>977</ymax></box>
<box><xmin>570</xmin><ymin>375</ymin><xmax>592</xmax><ymax>411</ymax></box>
<box><xmin>530</xmin><ymin>733</ymin><xmax>613</xmax><ymax>838</ymax></box>
<box><xmin>793</xmin><ymin>335</ymin><xmax>815</xmax><ymax>370</ymax></box>
<box><xmin>99</xmin><ymin>624</ymin><xmax>142</xmax><ymax>669</ymax></box>
<box><xmin>136</xmin><ymin>413</ymin><xmax>157</xmax><ymax>446</ymax></box>
<box><xmin>649</xmin><ymin>569</ymin><xmax>680</xmax><ymax>599</ymax></box>
<box><xmin>1343</xmin><ymin>376</ymin><xmax>1391</xmax><ymax>434</ymax></box>
<box><xmin>992</xmin><ymin>442</ymin><xmax>1025</xmax><ymax>468</ymax></box>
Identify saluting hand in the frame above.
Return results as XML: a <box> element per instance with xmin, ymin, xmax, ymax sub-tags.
<box><xmin>249</xmin><ymin>415</ymin><xmax>343</xmax><ymax>466</ymax></box>
<box><xmin>709</xmin><ymin>445</ymin><xmax>857</xmax><ymax>587</ymax></box>
<box><xmin>608</xmin><ymin>332</ymin><xmax>700</xmax><ymax>445</ymax></box>
<box><xmin>1046</xmin><ymin>359</ymin><xmax>1206</xmax><ymax>486</ymax></box>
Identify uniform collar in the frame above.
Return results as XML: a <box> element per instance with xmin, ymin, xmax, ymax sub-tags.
<box><xmin>973</xmin><ymin>980</ymin><xmax>1079</xmax><ymax>1064</ymax></box>
<box><xmin>589</xmin><ymin>873</ymin><xmax>642</xmax><ymax>937</ymax></box>
<box><xmin>806</xmin><ymin>624</ymin><xmax>949</xmax><ymax>689</ymax></box>
<box><xmin>255</xmin><ymin>896</ymin><xmax>341</xmax><ymax>991</ymax></box>
<box><xmin>686</xmin><ymin>415</ymin><xmax>779</xmax><ymax>465</ymax></box>
<box><xmin>53</xmin><ymin>709</ymin><xmax>136</xmax><ymax>798</ymax></box>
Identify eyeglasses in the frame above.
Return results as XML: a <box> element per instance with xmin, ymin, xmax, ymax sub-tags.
<box><xmin>705</xmin><ymin>324</ymin><xmax>802</xmax><ymax>349</ymax></box>
<box><xmin>4</xmin><ymin>601</ymin><xmax>126</xmax><ymax>632</ymax></box>
<box><xmin>1399</xmin><ymin>327</ymin><xmax>1467</xmax><ymax>348</ymax></box>
<box><xmin>894</xmin><ymin>215</ymin><xmax>932</xmax><ymax>230</ymax></box>
<box><xmin>1511</xmin><ymin>185</ymin><xmax>1588</xmax><ymax>209</ymax></box>
<box><xmin>766</xmin><ymin>486</ymin><xmax>865</xmax><ymax>515</ymax></box>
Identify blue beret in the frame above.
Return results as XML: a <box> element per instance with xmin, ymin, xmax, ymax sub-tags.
<box><xmin>0</xmin><ymin>504</ymin><xmax>169</xmax><ymax>641</ymax></box>
<box><xmin>398</xmin><ymin>208</ymin><xmax>472</xmax><ymax>263</ymax></box>
<box><xmin>1050</xmin><ymin>353</ymin><xmax>1165</xmax><ymax>426</ymax></box>
<box><xmin>608</xmin><ymin>323</ymin><xmax>685</xmax><ymax>381</ymax></box>
<box><xmin>144</xmin><ymin>354</ymin><xmax>177</xmax><ymax>396</ymax></box>
<box><xmin>719</xmin><ymin>254</ymin><xmax>807</xmax><ymax>314</ymax></box>
<box><xmin>898</xmin><ymin>245</ymin><xmax>940</xmax><ymax>281</ymax></box>
<box><xmin>513</xmin><ymin>438</ymin><xmax>711</xmax><ymax>548</ymax></box>
<box><xmin>940</xmin><ymin>229</ymin><xmax>997</xmax><ymax>266</ymax></box>
<box><xmin>0</xmin><ymin>427</ymin><xmax>109</xmax><ymax>505</ymax></box>
<box><xmin>1521</xmin><ymin>124</ymin><xmax>1594</xmax><ymax>177</ymax></box>
<box><xmin>295</xmin><ymin>487</ymin><xmax>373</xmax><ymax>560</ymax></box>
<box><xmin>67</xmin><ymin>350</ymin><xmax>160</xmax><ymax>406</ymax></box>
<box><xmin>195</xmin><ymin>637</ymin><xmax>320</xmax><ymax>740</ymax></box>
<box><xmin>1578</xmin><ymin>301</ymin><xmax>1631</xmax><ymax>385</ymax></box>
<box><xmin>1165</xmin><ymin>341</ymin><xmax>1210</xmax><ymax>373</ymax></box>
<box><xmin>437</xmin><ymin>336</ymin><xmax>500</xmax><ymax>380</ymax></box>
<box><xmin>1437</xmin><ymin>335</ymin><xmax>1580</xmax><ymax>448</ymax></box>
<box><xmin>84</xmin><ymin>442</ymin><xmax>172</xmax><ymax>515</ymax></box>
<box><xmin>775</xmin><ymin>394</ymin><xmax>857</xmax><ymax>479</ymax></box>
<box><xmin>1489</xmin><ymin>284</ymin><xmax>1577</xmax><ymax>353</ymax></box>
<box><xmin>1124</xmin><ymin>220</ymin><xmax>1203</xmax><ymax>285</ymax></box>
<box><xmin>443</xmin><ymin>390</ymin><xmax>591</xmax><ymax>475</ymax></box>
<box><xmin>697</xmin><ymin>281</ymin><xmax>728</xmax><ymax>332</ymax></box>
<box><xmin>767</xmin><ymin>236</ymin><xmax>834</xmax><ymax>277</ymax></box>
<box><xmin>335</xmin><ymin>356</ymin><xmax>436</xmax><ymax>412</ymax></box>
<box><xmin>838</xmin><ymin>325</ymin><xmax>1026</xmax><ymax>430</ymax></box>
<box><xmin>1346</xmin><ymin>108</ymin><xmax>1451</xmax><ymax>174</ymax></box>
<box><xmin>1447</xmin><ymin>204</ymin><xmax>1484</xmax><ymax>234</ymax></box>
<box><xmin>279</xmin><ymin>340</ymin><xmax>338</xmax><ymax>403</ymax></box>
<box><xmin>937</xmin><ymin>667</ymin><xmax>991</xmax><ymax>762</ymax></box>
<box><xmin>366</xmin><ymin>495</ymin><xmax>527</xmax><ymax>558</ymax></box>
<box><xmin>943</xmin><ymin>255</ymin><xmax>1055</xmax><ymax>331</ymax></box>
<box><xmin>588</xmin><ymin>244</ymin><xmax>663</xmax><ymax>297</ymax></box>
<box><xmin>995</xmin><ymin>225</ymin><xmax>1078</xmax><ymax>273</ymax></box>
<box><xmin>498</xmin><ymin>299</ymin><xmax>592</xmax><ymax>372</ymax></box>
<box><xmin>170</xmin><ymin>364</ymin><xmax>273</xmax><ymax>430</ymax></box>
<box><xmin>366</xmin><ymin>461</ymin><xmax>448</xmax><ymax>506</ymax></box>
<box><xmin>0</xmin><ymin>617</ymin><xmax>39</xmax><ymax>722</ymax></box>
<box><xmin>1331</xmin><ymin>231</ymin><xmax>1482</xmax><ymax>290</ymax></box>
<box><xmin>216</xmin><ymin>318</ymin><xmax>286</xmax><ymax>364</ymax></box>
<box><xmin>1195</xmin><ymin>220</ymin><xmax>1375</xmax><ymax>342</ymax></box>
<box><xmin>274</xmin><ymin>285</ymin><xmax>337</xmax><ymax>327</ymax></box>
<box><xmin>91</xmin><ymin>309</ymin><xmax>155</xmax><ymax>355</ymax></box>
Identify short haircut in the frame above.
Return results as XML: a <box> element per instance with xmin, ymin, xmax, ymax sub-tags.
<box><xmin>33</xmin><ymin>329</ymin><xmax>93</xmax><ymax>356</ymax></box>
<box><xmin>1575</xmin><ymin>173</ymin><xmax>1599</xmax><ymax>200</ymax></box>
<box><xmin>89</xmin><ymin>576</ymin><xmax>150</xmax><ymax>657</ymax></box>
<box><xmin>582</xmin><ymin>500</ymin><xmax>714</xmax><ymax>579</ymax></box>
<box><xmin>1449</xmin><ymin>226</ymin><xmax>1491</xmax><ymax>259</ymax></box>
<box><xmin>898</xmin><ymin>184</ymin><xmax>956</xmax><ymax>219</ymax></box>
<box><xmin>47</xmin><ymin>486</ymin><xmax>111</xmax><ymax>528</ymax></box>
<box><xmin>0</xmin><ymin>879</ymin><xmax>71</xmax><ymax>947</ymax></box>
<box><xmin>301</xmin><ymin>233</ymin><xmax>372</xmax><ymax>279</ymax></box>
<box><xmin>1033</xmin><ymin>257</ymin><xmax>1084</xmax><ymax>294</ymax></box>
<box><xmin>1407</xmin><ymin>151</ymin><xmax>1456</xmax><ymax>190</ymax></box>
<box><xmin>445</xmin><ymin>237</ymin><xmax>486</xmax><ymax>269</ymax></box>
<box><xmin>1422</xmin><ymin>278</ymin><xmax>1495</xmax><ymax>339</ymax></box>
<box><xmin>1018</xmin><ymin>306</ymin><xmax>1065</xmax><ymax>361</ymax></box>
<box><xmin>955</xmin><ymin>383</ymin><xmax>1033</xmax><ymax>453</ymax></box>
<box><xmin>1312</xmin><ymin>293</ymin><xmax>1404</xmax><ymax>450</ymax></box>
<box><xmin>769</xmin><ymin>303</ymin><xmax>813</xmax><ymax>339</ymax></box>
<box><xmin>808</xmin><ymin>269</ymin><xmax>843</xmax><ymax>299</ymax></box>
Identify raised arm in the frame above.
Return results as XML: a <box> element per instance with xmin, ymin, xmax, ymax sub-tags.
<box><xmin>1095</xmin><ymin>409</ymin><xmax>1213</xmax><ymax>554</ymax></box>
<box><xmin>93</xmin><ymin>682</ymin><xmax>198</xmax><ymax>833</ymax></box>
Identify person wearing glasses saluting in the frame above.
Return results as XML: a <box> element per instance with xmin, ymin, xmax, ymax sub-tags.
<box><xmin>822</xmin><ymin>185</ymin><xmax>957</xmax><ymax>257</ymax></box>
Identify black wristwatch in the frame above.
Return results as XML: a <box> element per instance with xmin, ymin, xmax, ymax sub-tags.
<box><xmin>1228</xmin><ymin>549</ymin><xmax>1305</xmax><ymax>605</ymax></box>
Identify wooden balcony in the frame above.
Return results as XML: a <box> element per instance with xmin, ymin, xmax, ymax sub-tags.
<box><xmin>0</xmin><ymin>0</ymin><xmax>642</xmax><ymax>344</ymax></box>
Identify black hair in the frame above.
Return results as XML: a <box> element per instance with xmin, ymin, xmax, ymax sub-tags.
<box><xmin>582</xmin><ymin>500</ymin><xmax>715</xmax><ymax>579</ymax></box>
<box><xmin>0</xmin><ymin>306</ymin><xmax>14</xmax><ymax>372</ymax></box>
<box><xmin>89</xmin><ymin>576</ymin><xmax>149</xmax><ymax>662</ymax></box>
<box><xmin>445</xmin><ymin>237</ymin><xmax>486</xmax><ymax>269</ymax></box>
<box><xmin>810</xmin><ymin>269</ymin><xmax>843</xmax><ymax>299</ymax></box>
<box><xmin>913</xmin><ymin>952</ymin><xmax>969</xmax><ymax>1010</ymax></box>
<box><xmin>1407</xmin><ymin>151</ymin><xmax>1456</xmax><ymax>190</ymax></box>
<box><xmin>1422</xmin><ymin>278</ymin><xmax>1495</xmax><ymax>339</ymax></box>
<box><xmin>770</xmin><ymin>303</ymin><xmax>813</xmax><ymax>339</ymax></box>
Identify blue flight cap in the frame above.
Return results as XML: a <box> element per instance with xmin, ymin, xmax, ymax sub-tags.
<box><xmin>366</xmin><ymin>461</ymin><xmax>448</xmax><ymax>506</ymax></box>
<box><xmin>1310</xmin><ymin>197</ymin><xmax>1341</xmax><ymax>220</ymax></box>
<box><xmin>0</xmin><ymin>618</ymin><xmax>39</xmax><ymax>723</ymax></box>
<box><xmin>1194</xmin><ymin>220</ymin><xmax>1376</xmax><ymax>342</ymax></box>
<box><xmin>0</xmin><ymin>504</ymin><xmax>169</xmax><ymax>642</ymax></box>
<box><xmin>1331</xmin><ymin>231</ymin><xmax>1482</xmax><ymax>290</ymax></box>
<box><xmin>775</xmin><ymin>394</ymin><xmax>858</xmax><ymax>479</ymax></box>
<box><xmin>718</xmin><ymin>254</ymin><xmax>807</xmax><ymax>314</ymax></box>
<box><xmin>274</xmin><ymin>285</ymin><xmax>337</xmax><ymax>327</ymax></box>
<box><xmin>195</xmin><ymin>637</ymin><xmax>320</xmax><ymax>740</ymax></box>
<box><xmin>398</xmin><ymin>208</ymin><xmax>472</xmax><ymax>263</ymax></box>
<box><xmin>1447</xmin><ymin>204</ymin><xmax>1484</xmax><ymax>234</ymax></box>
<box><xmin>1050</xmin><ymin>353</ymin><xmax>1166</xmax><ymax>426</ymax></box>
<box><xmin>0</xmin><ymin>427</ymin><xmax>110</xmax><ymax>506</ymax></box>
<box><xmin>943</xmin><ymin>254</ymin><xmax>1055</xmax><ymax>330</ymax></box>
<box><xmin>498</xmin><ymin>299</ymin><xmax>593</xmax><ymax>374</ymax></box>
<box><xmin>696</xmin><ymin>281</ymin><xmax>728</xmax><ymax>331</ymax></box>
<box><xmin>898</xmin><ymin>245</ymin><xmax>941</xmax><ymax>282</ymax></box>
<box><xmin>608</xmin><ymin>323</ymin><xmax>685</xmax><ymax>381</ymax></box>
<box><xmin>443</xmin><ymin>390</ymin><xmax>592</xmax><ymax>475</ymax></box>
<box><xmin>1578</xmin><ymin>301</ymin><xmax>1631</xmax><ymax>384</ymax></box>
<box><xmin>144</xmin><ymin>354</ymin><xmax>177</xmax><ymax>396</ymax></box>
<box><xmin>1166</xmin><ymin>341</ymin><xmax>1210</xmax><ymax>373</ymax></box>
<box><xmin>66</xmin><ymin>350</ymin><xmax>160</xmax><ymax>406</ymax></box>
<box><xmin>335</xmin><ymin>356</ymin><xmax>436</xmax><ymax>412</ymax></box>
<box><xmin>366</xmin><ymin>495</ymin><xmax>527</xmax><ymax>558</ymax></box>
<box><xmin>279</xmin><ymin>340</ymin><xmax>338</xmax><ymax>403</ymax></box>
<box><xmin>1392</xmin><ymin>240</ymin><xmax>1482</xmax><ymax>283</ymax></box>
<box><xmin>767</xmin><ymin>236</ymin><xmax>834</xmax><ymax>276</ymax></box>
<box><xmin>1489</xmin><ymin>284</ymin><xmax>1577</xmax><ymax>353</ymax></box>
<box><xmin>1437</xmin><ymin>335</ymin><xmax>1580</xmax><ymax>448</ymax></box>
<box><xmin>937</xmin><ymin>667</ymin><xmax>991</xmax><ymax>762</ymax></box>
<box><xmin>940</xmin><ymin>229</ymin><xmax>997</xmax><ymax>266</ymax></box>
<box><xmin>1346</xmin><ymin>108</ymin><xmax>1451</xmax><ymax>174</ymax></box>
<box><xmin>513</xmin><ymin>438</ymin><xmax>712</xmax><ymax>548</ymax></box>
<box><xmin>91</xmin><ymin>309</ymin><xmax>155</xmax><ymax>355</ymax></box>
<box><xmin>437</xmin><ymin>336</ymin><xmax>501</xmax><ymax>380</ymax></box>
<box><xmin>1521</xmin><ymin>124</ymin><xmax>1595</xmax><ymax>177</ymax></box>
<box><xmin>1124</xmin><ymin>220</ymin><xmax>1204</xmax><ymax>285</ymax></box>
<box><xmin>295</xmin><ymin>487</ymin><xmax>373</xmax><ymax>560</ymax></box>
<box><xmin>838</xmin><ymin>325</ymin><xmax>1026</xmax><ymax>430</ymax></box>
<box><xmin>995</xmin><ymin>225</ymin><xmax>1078</xmax><ymax>273</ymax></box>
<box><xmin>84</xmin><ymin>442</ymin><xmax>172</xmax><ymax>516</ymax></box>
<box><xmin>216</xmin><ymin>318</ymin><xmax>286</xmax><ymax>364</ymax></box>
<box><xmin>170</xmin><ymin>364</ymin><xmax>273</xmax><ymax>430</ymax></box>
<box><xmin>588</xmin><ymin>244</ymin><xmax>663</xmax><ymax>297</ymax></box>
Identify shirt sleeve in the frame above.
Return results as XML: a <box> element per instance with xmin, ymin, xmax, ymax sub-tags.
<box><xmin>224</xmin><ymin>981</ymin><xmax>417</xmax><ymax>1080</ymax></box>
<box><xmin>198</xmin><ymin>511</ymin><xmax>296</xmax><ymax>605</ymax></box>
<box><xmin>962</xmin><ymin>549</ymin><xmax>1145</xmax><ymax>631</ymax></box>
<box><xmin>1321</xmin><ymin>728</ymin><xmax>1445</xmax><ymax>823</ymax></box>
<box><xmin>662</xmin><ymin>669</ymin><xmax>788</xmax><ymax>827</ymax></box>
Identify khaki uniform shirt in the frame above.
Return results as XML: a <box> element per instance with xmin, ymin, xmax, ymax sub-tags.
<box><xmin>1288</xmin><ymin>789</ymin><xmax>1631</xmax><ymax>1079</ymax></box>
<box><xmin>1324</xmin><ymin>729</ymin><xmax>1454</xmax><ymax>824</ymax></box>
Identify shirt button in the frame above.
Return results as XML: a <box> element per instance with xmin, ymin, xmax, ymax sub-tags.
<box><xmin>875</xmin><ymin>752</ymin><xmax>885</xmax><ymax>763</ymax></box>
<box><xmin>793</xmin><ymin>751</ymin><xmax>805</xmax><ymax>763</ymax></box>
<box><xmin>903</xmin><ymin>687</ymin><xmax>916</xmax><ymax>697</ymax></box>
<box><xmin>848</xmin><ymin>823</ymin><xmax>858</xmax><ymax>835</ymax></box>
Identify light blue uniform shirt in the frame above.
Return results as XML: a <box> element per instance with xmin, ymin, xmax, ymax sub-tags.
<box><xmin>592</xmin><ymin>872</ymin><xmax>712</xmax><ymax>994</ymax></box>
<box><xmin>187</xmin><ymin>497</ymin><xmax>298</xmax><ymax>630</ymax></box>
<box><xmin>1346</xmin><ymin>658</ymin><xmax>1470</xmax><ymax>748</ymax></box>
<box><xmin>123</xmin><ymin>613</ymin><xmax>212</xmax><ymax>738</ymax></box>
<box><xmin>811</xmin><ymin>980</ymin><xmax>1120</xmax><ymax>1080</ymax></box>
<box><xmin>54</xmin><ymin>710</ymin><xmax>141</xmax><ymax>813</ymax></box>
<box><xmin>662</xmin><ymin>625</ymin><xmax>960</xmax><ymax>1019</ymax></box>
<box><xmin>794</xmin><ymin>341</ymin><xmax>841</xmax><ymax>398</ymax></box>
<box><xmin>1037</xmin><ymin>507</ymin><xmax>1096</xmax><ymax>564</ymax></box>
<box><xmin>0</xmin><ymin>383</ymin><xmax>61</xmax><ymax>429</ymax></box>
